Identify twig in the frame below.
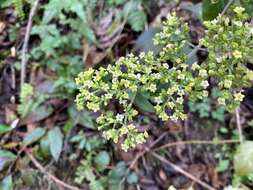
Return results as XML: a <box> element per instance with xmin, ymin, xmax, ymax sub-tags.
<box><xmin>26</xmin><ymin>152</ymin><xmax>83</xmax><ymax>190</ymax></box>
<box><xmin>235</xmin><ymin>108</ymin><xmax>243</xmax><ymax>143</ymax></box>
<box><xmin>152</xmin><ymin>152</ymin><xmax>217</xmax><ymax>190</ymax></box>
<box><xmin>154</xmin><ymin>139</ymin><xmax>240</xmax><ymax>151</ymax></box>
<box><xmin>129</xmin><ymin>132</ymin><xmax>167</xmax><ymax>169</ymax></box>
<box><xmin>221</xmin><ymin>0</ymin><xmax>234</xmax><ymax>16</ymax></box>
<box><xmin>20</xmin><ymin>0</ymin><xmax>40</xmax><ymax>87</ymax></box>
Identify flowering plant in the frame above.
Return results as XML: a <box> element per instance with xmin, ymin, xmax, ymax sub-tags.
<box><xmin>76</xmin><ymin>7</ymin><xmax>253</xmax><ymax>151</ymax></box>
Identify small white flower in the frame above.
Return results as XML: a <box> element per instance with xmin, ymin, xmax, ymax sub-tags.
<box><xmin>201</xmin><ymin>80</ymin><xmax>209</xmax><ymax>89</ymax></box>
<box><xmin>199</xmin><ymin>69</ymin><xmax>208</xmax><ymax>77</ymax></box>
<box><xmin>116</xmin><ymin>114</ymin><xmax>124</xmax><ymax>122</ymax></box>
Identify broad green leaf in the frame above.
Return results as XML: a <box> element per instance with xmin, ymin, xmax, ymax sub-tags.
<box><xmin>94</xmin><ymin>151</ymin><xmax>110</xmax><ymax>171</ymax></box>
<box><xmin>0</xmin><ymin>150</ymin><xmax>16</xmax><ymax>172</ymax></box>
<box><xmin>0</xmin><ymin>175</ymin><xmax>12</xmax><ymax>190</ymax></box>
<box><xmin>127</xmin><ymin>10</ymin><xmax>147</xmax><ymax>32</ymax></box>
<box><xmin>133</xmin><ymin>92</ymin><xmax>155</xmax><ymax>113</ymax></box>
<box><xmin>0</xmin><ymin>151</ymin><xmax>16</xmax><ymax>159</ymax></box>
<box><xmin>0</xmin><ymin>125</ymin><xmax>11</xmax><ymax>135</ymax></box>
<box><xmin>40</xmin><ymin>135</ymin><xmax>50</xmax><ymax>158</ymax></box>
<box><xmin>234</xmin><ymin>141</ymin><xmax>253</xmax><ymax>176</ymax></box>
<box><xmin>133</xmin><ymin>27</ymin><xmax>162</xmax><ymax>55</ymax></box>
<box><xmin>48</xmin><ymin>127</ymin><xmax>63</xmax><ymax>161</ymax></box>
<box><xmin>183</xmin><ymin>45</ymin><xmax>198</xmax><ymax>66</ymax></box>
<box><xmin>108</xmin><ymin>162</ymin><xmax>126</xmax><ymax>179</ymax></box>
<box><xmin>23</xmin><ymin>128</ymin><xmax>46</xmax><ymax>146</ymax></box>
<box><xmin>68</xmin><ymin>106</ymin><xmax>94</xmax><ymax>129</ymax></box>
<box><xmin>127</xmin><ymin>172</ymin><xmax>138</xmax><ymax>184</ymax></box>
<box><xmin>202</xmin><ymin>0</ymin><xmax>226</xmax><ymax>21</ymax></box>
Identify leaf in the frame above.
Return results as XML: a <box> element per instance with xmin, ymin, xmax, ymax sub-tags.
<box><xmin>89</xmin><ymin>180</ymin><xmax>104</xmax><ymax>190</ymax></box>
<box><xmin>183</xmin><ymin>45</ymin><xmax>198</xmax><ymax>66</ymax></box>
<box><xmin>216</xmin><ymin>159</ymin><xmax>229</xmax><ymax>172</ymax></box>
<box><xmin>234</xmin><ymin>141</ymin><xmax>253</xmax><ymax>176</ymax></box>
<box><xmin>26</xmin><ymin>105</ymin><xmax>53</xmax><ymax>123</ymax></box>
<box><xmin>94</xmin><ymin>151</ymin><xmax>110</xmax><ymax>171</ymax></box>
<box><xmin>0</xmin><ymin>175</ymin><xmax>12</xmax><ymax>190</ymax></box>
<box><xmin>23</xmin><ymin>128</ymin><xmax>46</xmax><ymax>146</ymax></box>
<box><xmin>202</xmin><ymin>0</ymin><xmax>225</xmax><ymax>21</ymax></box>
<box><xmin>127</xmin><ymin>172</ymin><xmax>138</xmax><ymax>184</ymax></box>
<box><xmin>42</xmin><ymin>0</ymin><xmax>63</xmax><ymax>24</ymax></box>
<box><xmin>133</xmin><ymin>92</ymin><xmax>155</xmax><ymax>113</ymax></box>
<box><xmin>68</xmin><ymin>106</ymin><xmax>94</xmax><ymax>129</ymax></box>
<box><xmin>133</xmin><ymin>27</ymin><xmax>162</xmax><ymax>55</ymax></box>
<box><xmin>0</xmin><ymin>150</ymin><xmax>16</xmax><ymax>172</ymax></box>
<box><xmin>40</xmin><ymin>135</ymin><xmax>50</xmax><ymax>158</ymax></box>
<box><xmin>48</xmin><ymin>127</ymin><xmax>63</xmax><ymax>161</ymax></box>
<box><xmin>0</xmin><ymin>125</ymin><xmax>11</xmax><ymax>135</ymax></box>
<box><xmin>241</xmin><ymin>0</ymin><xmax>253</xmax><ymax>17</ymax></box>
<box><xmin>127</xmin><ymin>10</ymin><xmax>147</xmax><ymax>32</ymax></box>
<box><xmin>108</xmin><ymin>162</ymin><xmax>126</xmax><ymax>179</ymax></box>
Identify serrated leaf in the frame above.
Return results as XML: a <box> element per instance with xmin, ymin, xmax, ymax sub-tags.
<box><xmin>127</xmin><ymin>10</ymin><xmax>147</xmax><ymax>32</ymax></box>
<box><xmin>23</xmin><ymin>128</ymin><xmax>46</xmax><ymax>146</ymax></box>
<box><xmin>234</xmin><ymin>141</ymin><xmax>253</xmax><ymax>176</ymax></box>
<box><xmin>94</xmin><ymin>151</ymin><xmax>110</xmax><ymax>171</ymax></box>
<box><xmin>0</xmin><ymin>175</ymin><xmax>12</xmax><ymax>190</ymax></box>
<box><xmin>133</xmin><ymin>92</ymin><xmax>155</xmax><ymax>113</ymax></box>
<box><xmin>48</xmin><ymin>127</ymin><xmax>63</xmax><ymax>161</ymax></box>
<box><xmin>202</xmin><ymin>0</ymin><xmax>225</xmax><ymax>21</ymax></box>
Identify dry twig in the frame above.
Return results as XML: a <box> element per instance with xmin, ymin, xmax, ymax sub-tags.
<box><xmin>152</xmin><ymin>152</ymin><xmax>216</xmax><ymax>190</ymax></box>
<box><xmin>235</xmin><ymin>108</ymin><xmax>243</xmax><ymax>143</ymax></box>
<box><xmin>20</xmin><ymin>0</ymin><xmax>40</xmax><ymax>87</ymax></box>
<box><xmin>27</xmin><ymin>152</ymin><xmax>83</xmax><ymax>190</ymax></box>
<box><xmin>154</xmin><ymin>139</ymin><xmax>240</xmax><ymax>151</ymax></box>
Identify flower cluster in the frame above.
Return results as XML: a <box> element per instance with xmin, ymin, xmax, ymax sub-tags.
<box><xmin>199</xmin><ymin>7</ymin><xmax>253</xmax><ymax>111</ymax></box>
<box><xmin>76</xmin><ymin>8</ymin><xmax>253</xmax><ymax>151</ymax></box>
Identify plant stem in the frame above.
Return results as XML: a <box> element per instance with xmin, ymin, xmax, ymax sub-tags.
<box><xmin>235</xmin><ymin>108</ymin><xmax>243</xmax><ymax>143</ymax></box>
<box><xmin>20</xmin><ymin>0</ymin><xmax>40</xmax><ymax>87</ymax></box>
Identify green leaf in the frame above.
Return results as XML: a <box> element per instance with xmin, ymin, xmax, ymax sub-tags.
<box><xmin>0</xmin><ymin>125</ymin><xmax>11</xmax><ymax>135</ymax></box>
<box><xmin>0</xmin><ymin>175</ymin><xmax>12</xmax><ymax>190</ymax></box>
<box><xmin>202</xmin><ymin>0</ymin><xmax>225</xmax><ymax>21</ymax></box>
<box><xmin>234</xmin><ymin>141</ymin><xmax>253</xmax><ymax>176</ymax></box>
<box><xmin>127</xmin><ymin>10</ymin><xmax>147</xmax><ymax>32</ymax></box>
<box><xmin>0</xmin><ymin>150</ymin><xmax>16</xmax><ymax>172</ymax></box>
<box><xmin>48</xmin><ymin>127</ymin><xmax>63</xmax><ymax>161</ymax></box>
<box><xmin>40</xmin><ymin>135</ymin><xmax>50</xmax><ymax>158</ymax></box>
<box><xmin>68</xmin><ymin>106</ymin><xmax>95</xmax><ymax>129</ymax></box>
<box><xmin>23</xmin><ymin>128</ymin><xmax>46</xmax><ymax>146</ymax></box>
<box><xmin>108</xmin><ymin>162</ymin><xmax>126</xmax><ymax>179</ymax></box>
<box><xmin>241</xmin><ymin>0</ymin><xmax>253</xmax><ymax>17</ymax></box>
<box><xmin>133</xmin><ymin>92</ymin><xmax>155</xmax><ymax>113</ymax></box>
<box><xmin>42</xmin><ymin>0</ymin><xmax>63</xmax><ymax>24</ymax></box>
<box><xmin>127</xmin><ymin>172</ymin><xmax>138</xmax><ymax>184</ymax></box>
<box><xmin>89</xmin><ymin>180</ymin><xmax>104</xmax><ymax>190</ymax></box>
<box><xmin>94</xmin><ymin>151</ymin><xmax>110</xmax><ymax>171</ymax></box>
<box><xmin>216</xmin><ymin>159</ymin><xmax>229</xmax><ymax>172</ymax></box>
